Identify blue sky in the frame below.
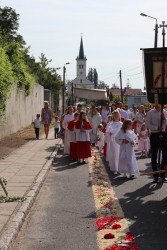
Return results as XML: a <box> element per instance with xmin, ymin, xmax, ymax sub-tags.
<box><xmin>1</xmin><ymin>0</ymin><xmax>167</xmax><ymax>90</ymax></box>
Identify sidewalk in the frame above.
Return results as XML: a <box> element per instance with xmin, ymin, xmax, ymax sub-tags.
<box><xmin>0</xmin><ymin>128</ymin><xmax>62</xmax><ymax>250</ymax></box>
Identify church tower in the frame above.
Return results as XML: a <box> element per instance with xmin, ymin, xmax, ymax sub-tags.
<box><xmin>76</xmin><ymin>36</ymin><xmax>87</xmax><ymax>84</ymax></box>
<box><xmin>72</xmin><ymin>36</ymin><xmax>94</xmax><ymax>88</ymax></box>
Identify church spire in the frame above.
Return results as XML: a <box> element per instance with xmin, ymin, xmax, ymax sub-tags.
<box><xmin>78</xmin><ymin>36</ymin><xmax>85</xmax><ymax>59</ymax></box>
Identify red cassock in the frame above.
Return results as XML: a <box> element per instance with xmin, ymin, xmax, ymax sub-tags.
<box><xmin>67</xmin><ymin>119</ymin><xmax>78</xmax><ymax>160</ymax></box>
<box><xmin>75</xmin><ymin>120</ymin><xmax>92</xmax><ymax>159</ymax></box>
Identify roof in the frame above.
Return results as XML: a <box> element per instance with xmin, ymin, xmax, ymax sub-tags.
<box><xmin>77</xmin><ymin>36</ymin><xmax>86</xmax><ymax>60</ymax></box>
<box><xmin>109</xmin><ymin>87</ymin><xmax>142</xmax><ymax>96</ymax></box>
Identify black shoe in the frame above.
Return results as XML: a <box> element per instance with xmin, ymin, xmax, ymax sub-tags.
<box><xmin>152</xmin><ymin>179</ymin><xmax>159</xmax><ymax>184</ymax></box>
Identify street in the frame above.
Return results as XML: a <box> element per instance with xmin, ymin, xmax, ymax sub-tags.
<box><xmin>12</xmin><ymin>147</ymin><xmax>167</xmax><ymax>250</ymax></box>
<box><xmin>12</xmin><ymin>146</ymin><xmax>98</xmax><ymax>250</ymax></box>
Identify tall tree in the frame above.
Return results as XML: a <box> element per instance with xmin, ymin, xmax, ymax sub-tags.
<box><xmin>0</xmin><ymin>7</ymin><xmax>19</xmax><ymax>40</ymax></box>
<box><xmin>87</xmin><ymin>68</ymin><xmax>98</xmax><ymax>88</ymax></box>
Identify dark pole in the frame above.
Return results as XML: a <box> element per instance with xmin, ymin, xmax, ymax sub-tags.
<box><xmin>158</xmin><ymin>21</ymin><xmax>166</xmax><ymax>168</ymax></box>
<box><xmin>140</xmin><ymin>13</ymin><xmax>158</xmax><ymax>48</ymax></box>
<box><xmin>71</xmin><ymin>82</ymin><xmax>74</xmax><ymax>106</ymax></box>
<box><xmin>119</xmin><ymin>70</ymin><xmax>123</xmax><ymax>103</ymax></box>
<box><xmin>154</xmin><ymin>22</ymin><xmax>158</xmax><ymax>48</ymax></box>
<box><xmin>62</xmin><ymin>66</ymin><xmax>66</xmax><ymax>114</ymax></box>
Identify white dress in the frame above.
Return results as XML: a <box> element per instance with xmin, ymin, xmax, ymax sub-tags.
<box><xmin>105</xmin><ymin>122</ymin><xmax>112</xmax><ymax>162</ymax></box>
<box><xmin>107</xmin><ymin>121</ymin><xmax>122</xmax><ymax>172</ymax></box>
<box><xmin>115</xmin><ymin>129</ymin><xmax>139</xmax><ymax>174</ymax></box>
<box><xmin>62</xmin><ymin>114</ymin><xmax>74</xmax><ymax>154</ymax></box>
<box><xmin>96</xmin><ymin>130</ymin><xmax>104</xmax><ymax>151</ymax></box>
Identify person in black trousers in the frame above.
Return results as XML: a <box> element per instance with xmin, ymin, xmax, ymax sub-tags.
<box><xmin>146</xmin><ymin>104</ymin><xmax>167</xmax><ymax>183</ymax></box>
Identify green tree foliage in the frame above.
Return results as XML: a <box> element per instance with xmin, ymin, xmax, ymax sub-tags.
<box><xmin>0</xmin><ymin>6</ymin><xmax>61</xmax><ymax>113</ymax></box>
<box><xmin>0</xmin><ymin>6</ymin><xmax>19</xmax><ymax>41</ymax></box>
<box><xmin>0</xmin><ymin>47</ymin><xmax>14</xmax><ymax>114</ymax></box>
<box><xmin>87</xmin><ymin>68</ymin><xmax>98</xmax><ymax>88</ymax></box>
<box><xmin>97</xmin><ymin>81</ymin><xmax>109</xmax><ymax>90</ymax></box>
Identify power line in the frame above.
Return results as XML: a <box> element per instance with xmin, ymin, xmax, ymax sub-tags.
<box><xmin>122</xmin><ymin>72</ymin><xmax>142</xmax><ymax>77</ymax></box>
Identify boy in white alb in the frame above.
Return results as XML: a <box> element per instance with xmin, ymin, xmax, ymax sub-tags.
<box><xmin>33</xmin><ymin>114</ymin><xmax>41</xmax><ymax>139</ymax></box>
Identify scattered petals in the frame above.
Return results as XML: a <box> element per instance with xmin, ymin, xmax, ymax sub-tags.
<box><xmin>112</xmin><ymin>224</ymin><xmax>122</xmax><ymax>230</ymax></box>
<box><xmin>104</xmin><ymin>233</ymin><xmax>115</xmax><ymax>239</ymax></box>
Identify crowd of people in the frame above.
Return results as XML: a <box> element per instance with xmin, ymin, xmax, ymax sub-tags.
<box><xmin>35</xmin><ymin>101</ymin><xmax>167</xmax><ymax>183</ymax></box>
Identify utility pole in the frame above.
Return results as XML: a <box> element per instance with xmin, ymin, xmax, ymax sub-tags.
<box><xmin>119</xmin><ymin>70</ymin><xmax>123</xmax><ymax>103</ymax></box>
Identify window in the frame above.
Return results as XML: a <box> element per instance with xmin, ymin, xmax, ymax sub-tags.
<box><xmin>82</xmin><ymin>65</ymin><xmax>84</xmax><ymax>69</ymax></box>
<box><xmin>79</xmin><ymin>65</ymin><xmax>81</xmax><ymax>69</ymax></box>
<box><xmin>80</xmin><ymin>79</ymin><xmax>82</xmax><ymax>83</ymax></box>
<box><xmin>80</xmin><ymin>72</ymin><xmax>83</xmax><ymax>75</ymax></box>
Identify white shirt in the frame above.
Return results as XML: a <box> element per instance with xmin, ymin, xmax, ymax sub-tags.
<box><xmin>146</xmin><ymin>108</ymin><xmax>167</xmax><ymax>133</ymax></box>
<box><xmin>34</xmin><ymin>118</ymin><xmax>41</xmax><ymax>128</ymax></box>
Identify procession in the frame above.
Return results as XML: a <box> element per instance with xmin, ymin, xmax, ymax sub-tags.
<box><xmin>1</xmin><ymin>1</ymin><xmax>167</xmax><ymax>250</ymax></box>
<box><xmin>58</xmin><ymin>102</ymin><xmax>167</xmax><ymax>183</ymax></box>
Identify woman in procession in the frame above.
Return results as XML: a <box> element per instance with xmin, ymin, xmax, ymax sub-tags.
<box><xmin>75</xmin><ymin>111</ymin><xmax>92</xmax><ymax>164</ymax></box>
<box><xmin>107</xmin><ymin>110</ymin><xmax>122</xmax><ymax>174</ymax></box>
<box><xmin>87</xmin><ymin>104</ymin><xmax>102</xmax><ymax>146</ymax></box>
<box><xmin>115</xmin><ymin>119</ymin><xmax>139</xmax><ymax>178</ymax></box>
<box><xmin>41</xmin><ymin>101</ymin><xmax>52</xmax><ymax>139</ymax></box>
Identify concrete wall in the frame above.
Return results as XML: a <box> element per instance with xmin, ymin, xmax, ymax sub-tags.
<box><xmin>0</xmin><ymin>84</ymin><xmax>44</xmax><ymax>139</ymax></box>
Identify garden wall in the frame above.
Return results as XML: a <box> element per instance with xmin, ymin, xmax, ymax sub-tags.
<box><xmin>0</xmin><ymin>84</ymin><xmax>44</xmax><ymax>139</ymax></box>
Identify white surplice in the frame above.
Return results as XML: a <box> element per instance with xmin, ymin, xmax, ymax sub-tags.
<box><xmin>115</xmin><ymin>129</ymin><xmax>139</xmax><ymax>174</ymax></box>
<box><xmin>107</xmin><ymin>121</ymin><xmax>122</xmax><ymax>172</ymax></box>
<box><xmin>62</xmin><ymin>114</ymin><xmax>74</xmax><ymax>154</ymax></box>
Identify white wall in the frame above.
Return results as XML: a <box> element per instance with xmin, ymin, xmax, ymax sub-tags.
<box><xmin>0</xmin><ymin>84</ymin><xmax>44</xmax><ymax>139</ymax></box>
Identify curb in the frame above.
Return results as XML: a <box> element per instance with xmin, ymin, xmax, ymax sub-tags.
<box><xmin>0</xmin><ymin>140</ymin><xmax>61</xmax><ymax>250</ymax></box>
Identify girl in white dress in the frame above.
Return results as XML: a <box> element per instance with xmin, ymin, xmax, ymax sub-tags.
<box><xmin>138</xmin><ymin>123</ymin><xmax>150</xmax><ymax>156</ymax></box>
<box><xmin>96</xmin><ymin>124</ymin><xmax>104</xmax><ymax>152</ymax></box>
<box><xmin>108</xmin><ymin>110</ymin><xmax>122</xmax><ymax>174</ymax></box>
<box><xmin>105</xmin><ymin>115</ymin><xmax>113</xmax><ymax>162</ymax></box>
<box><xmin>115</xmin><ymin>119</ymin><xmax>139</xmax><ymax>178</ymax></box>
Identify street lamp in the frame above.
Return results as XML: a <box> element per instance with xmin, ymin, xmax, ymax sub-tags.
<box><xmin>140</xmin><ymin>13</ymin><xmax>158</xmax><ymax>48</ymax></box>
<box><xmin>62</xmin><ymin>62</ymin><xmax>70</xmax><ymax>114</ymax></box>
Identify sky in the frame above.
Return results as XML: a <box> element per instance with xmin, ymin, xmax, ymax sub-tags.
<box><xmin>1</xmin><ymin>0</ymin><xmax>167</xmax><ymax>90</ymax></box>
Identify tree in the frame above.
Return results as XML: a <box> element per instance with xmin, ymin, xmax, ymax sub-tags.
<box><xmin>87</xmin><ymin>68</ymin><xmax>98</xmax><ymax>88</ymax></box>
<box><xmin>0</xmin><ymin>7</ymin><xmax>19</xmax><ymax>40</ymax></box>
<box><xmin>97</xmin><ymin>81</ymin><xmax>109</xmax><ymax>89</ymax></box>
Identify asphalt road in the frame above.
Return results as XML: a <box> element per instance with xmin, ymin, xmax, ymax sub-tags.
<box><xmin>12</xmin><ymin>146</ymin><xmax>167</xmax><ymax>250</ymax></box>
<box><xmin>13</xmin><ymin>147</ymin><xmax>98</xmax><ymax>250</ymax></box>
<box><xmin>105</xmin><ymin>149</ymin><xmax>167</xmax><ymax>250</ymax></box>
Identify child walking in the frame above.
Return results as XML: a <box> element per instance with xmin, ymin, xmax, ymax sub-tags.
<box><xmin>115</xmin><ymin>119</ymin><xmax>139</xmax><ymax>178</ymax></box>
<box><xmin>138</xmin><ymin>123</ymin><xmax>150</xmax><ymax>156</ymax></box>
<box><xmin>96</xmin><ymin>124</ymin><xmax>104</xmax><ymax>152</ymax></box>
<box><xmin>33</xmin><ymin>114</ymin><xmax>41</xmax><ymax>139</ymax></box>
<box><xmin>75</xmin><ymin>111</ymin><xmax>92</xmax><ymax>164</ymax></box>
<box><xmin>54</xmin><ymin>116</ymin><xmax>60</xmax><ymax>139</ymax></box>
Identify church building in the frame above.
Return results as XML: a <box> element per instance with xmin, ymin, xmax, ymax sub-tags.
<box><xmin>72</xmin><ymin>36</ymin><xmax>94</xmax><ymax>89</ymax></box>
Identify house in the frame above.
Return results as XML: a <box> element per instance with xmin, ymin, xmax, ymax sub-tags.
<box><xmin>109</xmin><ymin>87</ymin><xmax>148</xmax><ymax>107</ymax></box>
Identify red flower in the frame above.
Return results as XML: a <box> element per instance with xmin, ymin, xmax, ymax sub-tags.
<box><xmin>96</xmin><ymin>217</ymin><xmax>123</xmax><ymax>230</ymax></box>
<box><xmin>111</xmin><ymin>223</ymin><xmax>121</xmax><ymax>230</ymax></box>
<box><xmin>125</xmin><ymin>232</ymin><xmax>135</xmax><ymax>241</ymax></box>
<box><xmin>104</xmin><ymin>233</ymin><xmax>115</xmax><ymax>239</ymax></box>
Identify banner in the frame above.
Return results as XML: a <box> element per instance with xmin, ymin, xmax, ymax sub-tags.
<box><xmin>73</xmin><ymin>87</ymin><xmax>108</xmax><ymax>100</ymax></box>
<box><xmin>142</xmin><ymin>48</ymin><xmax>167</xmax><ymax>104</ymax></box>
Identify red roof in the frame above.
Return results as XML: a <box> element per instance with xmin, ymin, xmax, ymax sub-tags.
<box><xmin>109</xmin><ymin>87</ymin><xmax>142</xmax><ymax>96</ymax></box>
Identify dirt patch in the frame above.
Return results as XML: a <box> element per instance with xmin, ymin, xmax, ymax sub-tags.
<box><xmin>0</xmin><ymin>124</ymin><xmax>45</xmax><ymax>159</ymax></box>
